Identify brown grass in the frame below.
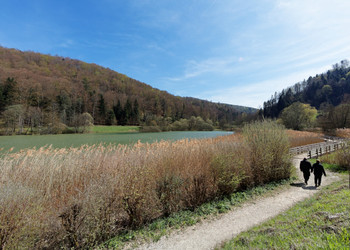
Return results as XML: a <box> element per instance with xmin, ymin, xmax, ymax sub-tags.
<box><xmin>335</xmin><ymin>128</ymin><xmax>350</xmax><ymax>138</ymax></box>
<box><xmin>287</xmin><ymin>130</ymin><xmax>324</xmax><ymax>147</ymax></box>
<box><xmin>0</xmin><ymin>121</ymin><xmax>293</xmax><ymax>248</ymax></box>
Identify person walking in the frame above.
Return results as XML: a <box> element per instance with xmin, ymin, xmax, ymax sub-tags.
<box><xmin>311</xmin><ymin>160</ymin><xmax>326</xmax><ymax>187</ymax></box>
<box><xmin>300</xmin><ymin>158</ymin><xmax>312</xmax><ymax>185</ymax></box>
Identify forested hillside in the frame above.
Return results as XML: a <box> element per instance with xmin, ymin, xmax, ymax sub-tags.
<box><xmin>263</xmin><ymin>60</ymin><xmax>350</xmax><ymax>118</ymax></box>
<box><xmin>0</xmin><ymin>47</ymin><xmax>252</xmax><ymax>134</ymax></box>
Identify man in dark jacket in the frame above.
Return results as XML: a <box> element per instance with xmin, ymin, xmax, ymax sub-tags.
<box><xmin>300</xmin><ymin>158</ymin><xmax>312</xmax><ymax>185</ymax></box>
<box><xmin>311</xmin><ymin>160</ymin><xmax>326</xmax><ymax>187</ymax></box>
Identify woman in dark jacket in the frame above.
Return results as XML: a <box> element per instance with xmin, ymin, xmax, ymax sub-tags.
<box><xmin>311</xmin><ymin>160</ymin><xmax>326</xmax><ymax>187</ymax></box>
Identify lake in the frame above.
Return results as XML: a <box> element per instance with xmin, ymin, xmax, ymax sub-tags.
<box><xmin>0</xmin><ymin>131</ymin><xmax>233</xmax><ymax>152</ymax></box>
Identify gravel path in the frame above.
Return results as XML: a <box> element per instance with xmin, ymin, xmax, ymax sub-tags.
<box><xmin>135</xmin><ymin>154</ymin><xmax>340</xmax><ymax>250</ymax></box>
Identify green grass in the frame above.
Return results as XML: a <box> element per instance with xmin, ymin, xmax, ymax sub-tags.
<box><xmin>310</xmin><ymin>158</ymin><xmax>348</xmax><ymax>173</ymax></box>
<box><xmin>91</xmin><ymin>125</ymin><xmax>140</xmax><ymax>133</ymax></box>
<box><xmin>219</xmin><ymin>176</ymin><xmax>350</xmax><ymax>249</ymax></box>
<box><xmin>102</xmin><ymin>179</ymin><xmax>293</xmax><ymax>249</ymax></box>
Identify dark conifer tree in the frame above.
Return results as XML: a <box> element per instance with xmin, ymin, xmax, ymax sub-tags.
<box><xmin>124</xmin><ymin>98</ymin><xmax>133</xmax><ymax>124</ymax></box>
<box><xmin>97</xmin><ymin>94</ymin><xmax>106</xmax><ymax>124</ymax></box>
<box><xmin>132</xmin><ymin>99</ymin><xmax>140</xmax><ymax>125</ymax></box>
<box><xmin>113</xmin><ymin>100</ymin><xmax>122</xmax><ymax>123</ymax></box>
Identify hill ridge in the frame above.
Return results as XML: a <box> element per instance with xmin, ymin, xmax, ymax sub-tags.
<box><xmin>0</xmin><ymin>46</ymin><xmax>256</xmax><ymax>131</ymax></box>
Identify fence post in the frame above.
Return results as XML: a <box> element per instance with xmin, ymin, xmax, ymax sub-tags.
<box><xmin>316</xmin><ymin>148</ymin><xmax>318</xmax><ymax>158</ymax></box>
<box><xmin>320</xmin><ymin>147</ymin><xmax>322</xmax><ymax>156</ymax></box>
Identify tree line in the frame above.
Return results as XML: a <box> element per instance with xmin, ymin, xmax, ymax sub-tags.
<box><xmin>262</xmin><ymin>60</ymin><xmax>350</xmax><ymax>131</ymax></box>
<box><xmin>0</xmin><ymin>47</ymin><xmax>251</xmax><ymax>135</ymax></box>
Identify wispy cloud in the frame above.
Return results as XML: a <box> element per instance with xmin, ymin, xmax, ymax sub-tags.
<box><xmin>59</xmin><ymin>39</ymin><xmax>74</xmax><ymax>48</ymax></box>
<box><xmin>2</xmin><ymin>0</ymin><xmax>350</xmax><ymax>109</ymax></box>
<box><xmin>164</xmin><ymin>0</ymin><xmax>350</xmax><ymax>107</ymax></box>
<box><xmin>166</xmin><ymin>56</ymin><xmax>246</xmax><ymax>82</ymax></box>
<box><xmin>198</xmin><ymin>64</ymin><xmax>333</xmax><ymax>108</ymax></box>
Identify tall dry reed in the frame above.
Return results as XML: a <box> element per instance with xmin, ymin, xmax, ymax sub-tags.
<box><xmin>287</xmin><ymin>130</ymin><xmax>324</xmax><ymax>147</ymax></box>
<box><xmin>335</xmin><ymin>128</ymin><xmax>350</xmax><ymax>138</ymax></box>
<box><xmin>0</xmin><ymin>121</ymin><xmax>292</xmax><ymax>248</ymax></box>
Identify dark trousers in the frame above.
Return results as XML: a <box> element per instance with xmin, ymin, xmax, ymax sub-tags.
<box><xmin>314</xmin><ymin>175</ymin><xmax>322</xmax><ymax>187</ymax></box>
<box><xmin>302</xmin><ymin>172</ymin><xmax>310</xmax><ymax>183</ymax></box>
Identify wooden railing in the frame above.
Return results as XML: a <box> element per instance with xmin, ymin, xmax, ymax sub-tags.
<box><xmin>289</xmin><ymin>138</ymin><xmax>347</xmax><ymax>158</ymax></box>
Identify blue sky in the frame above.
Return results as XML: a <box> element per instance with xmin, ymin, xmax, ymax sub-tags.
<box><xmin>1</xmin><ymin>0</ymin><xmax>350</xmax><ymax>108</ymax></box>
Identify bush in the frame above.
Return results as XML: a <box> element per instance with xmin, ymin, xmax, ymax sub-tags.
<box><xmin>140</xmin><ymin>126</ymin><xmax>162</xmax><ymax>132</ymax></box>
<box><xmin>156</xmin><ymin>174</ymin><xmax>185</xmax><ymax>216</ymax></box>
<box><xmin>243</xmin><ymin>120</ymin><xmax>292</xmax><ymax>185</ymax></box>
<box><xmin>40</xmin><ymin>122</ymin><xmax>68</xmax><ymax>134</ymax></box>
<box><xmin>211</xmin><ymin>154</ymin><xmax>246</xmax><ymax>196</ymax></box>
<box><xmin>188</xmin><ymin>116</ymin><xmax>214</xmax><ymax>131</ymax></box>
<box><xmin>170</xmin><ymin>119</ymin><xmax>189</xmax><ymax>131</ymax></box>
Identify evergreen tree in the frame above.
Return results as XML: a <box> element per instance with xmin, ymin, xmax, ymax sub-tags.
<box><xmin>97</xmin><ymin>94</ymin><xmax>106</xmax><ymax>124</ymax></box>
<box><xmin>105</xmin><ymin>109</ymin><xmax>116</xmax><ymax>125</ymax></box>
<box><xmin>113</xmin><ymin>100</ymin><xmax>123</xmax><ymax>124</ymax></box>
<box><xmin>0</xmin><ymin>81</ymin><xmax>5</xmax><ymax>113</ymax></box>
<box><xmin>2</xmin><ymin>77</ymin><xmax>19</xmax><ymax>106</ymax></box>
<box><xmin>56</xmin><ymin>91</ymin><xmax>72</xmax><ymax>124</ymax></box>
<box><xmin>124</xmin><ymin>98</ymin><xmax>133</xmax><ymax>124</ymax></box>
<box><xmin>132</xmin><ymin>99</ymin><xmax>140</xmax><ymax>125</ymax></box>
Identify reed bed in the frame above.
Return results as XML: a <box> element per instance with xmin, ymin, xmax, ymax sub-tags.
<box><xmin>287</xmin><ymin>130</ymin><xmax>324</xmax><ymax>147</ymax></box>
<box><xmin>335</xmin><ymin>128</ymin><xmax>350</xmax><ymax>138</ymax></box>
<box><xmin>0</xmin><ymin>120</ymin><xmax>292</xmax><ymax>249</ymax></box>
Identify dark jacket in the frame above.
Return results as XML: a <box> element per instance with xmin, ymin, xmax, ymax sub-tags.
<box><xmin>300</xmin><ymin>159</ymin><xmax>312</xmax><ymax>173</ymax></box>
<box><xmin>312</xmin><ymin>162</ymin><xmax>326</xmax><ymax>176</ymax></box>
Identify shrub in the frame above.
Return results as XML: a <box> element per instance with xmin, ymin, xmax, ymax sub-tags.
<box><xmin>156</xmin><ymin>174</ymin><xmax>184</xmax><ymax>216</ymax></box>
<box><xmin>140</xmin><ymin>125</ymin><xmax>162</xmax><ymax>132</ymax></box>
<box><xmin>211</xmin><ymin>154</ymin><xmax>246</xmax><ymax>196</ymax></box>
<box><xmin>40</xmin><ymin>122</ymin><xmax>68</xmax><ymax>134</ymax></box>
<box><xmin>243</xmin><ymin>120</ymin><xmax>292</xmax><ymax>185</ymax></box>
<box><xmin>170</xmin><ymin>119</ymin><xmax>189</xmax><ymax>131</ymax></box>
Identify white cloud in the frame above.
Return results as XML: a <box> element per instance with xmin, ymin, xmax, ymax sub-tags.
<box><xmin>59</xmin><ymin>39</ymin><xmax>74</xmax><ymax>48</ymax></box>
<box><xmin>198</xmin><ymin>64</ymin><xmax>333</xmax><ymax>108</ymax></box>
<box><xmin>145</xmin><ymin>0</ymin><xmax>350</xmax><ymax>108</ymax></box>
<box><xmin>166</xmin><ymin>56</ymin><xmax>246</xmax><ymax>82</ymax></box>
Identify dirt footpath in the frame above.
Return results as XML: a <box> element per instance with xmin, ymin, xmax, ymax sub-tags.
<box><xmin>134</xmin><ymin>154</ymin><xmax>339</xmax><ymax>250</ymax></box>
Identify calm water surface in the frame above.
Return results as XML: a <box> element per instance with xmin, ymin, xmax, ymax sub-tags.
<box><xmin>0</xmin><ymin>131</ymin><xmax>233</xmax><ymax>152</ymax></box>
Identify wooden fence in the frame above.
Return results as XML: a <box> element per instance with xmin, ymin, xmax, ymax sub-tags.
<box><xmin>289</xmin><ymin>139</ymin><xmax>347</xmax><ymax>158</ymax></box>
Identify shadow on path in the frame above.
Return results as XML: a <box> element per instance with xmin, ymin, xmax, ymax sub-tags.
<box><xmin>302</xmin><ymin>185</ymin><xmax>317</xmax><ymax>190</ymax></box>
<box><xmin>290</xmin><ymin>182</ymin><xmax>305</xmax><ymax>187</ymax></box>
<box><xmin>290</xmin><ymin>182</ymin><xmax>317</xmax><ymax>190</ymax></box>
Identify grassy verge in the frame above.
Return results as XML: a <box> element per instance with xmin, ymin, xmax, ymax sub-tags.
<box><xmin>219</xmin><ymin>176</ymin><xmax>350</xmax><ymax>249</ymax></box>
<box><xmin>91</xmin><ymin>125</ymin><xmax>140</xmax><ymax>133</ymax></box>
<box><xmin>103</xmin><ymin>179</ymin><xmax>293</xmax><ymax>249</ymax></box>
<box><xmin>310</xmin><ymin>155</ymin><xmax>349</xmax><ymax>173</ymax></box>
